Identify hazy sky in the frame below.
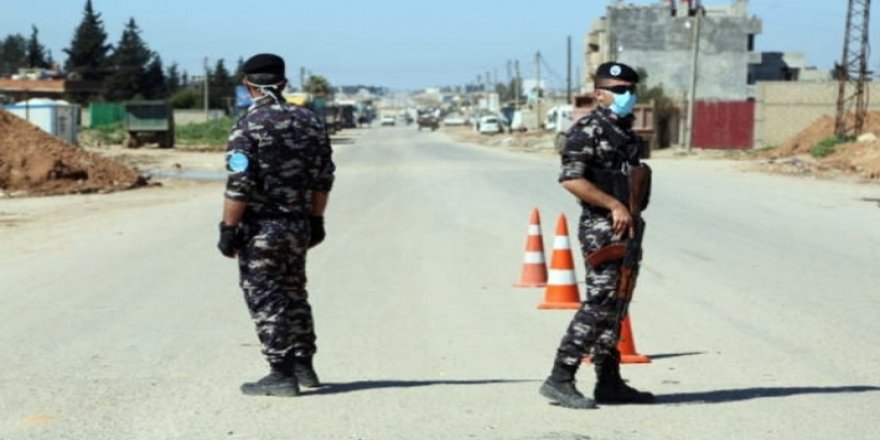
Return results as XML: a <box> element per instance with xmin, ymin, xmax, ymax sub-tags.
<box><xmin>0</xmin><ymin>0</ymin><xmax>872</xmax><ymax>89</ymax></box>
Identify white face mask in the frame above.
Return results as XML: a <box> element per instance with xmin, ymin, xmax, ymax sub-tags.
<box><xmin>245</xmin><ymin>81</ymin><xmax>284</xmax><ymax>103</ymax></box>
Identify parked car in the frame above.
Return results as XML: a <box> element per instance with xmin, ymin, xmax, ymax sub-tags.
<box><xmin>443</xmin><ymin>114</ymin><xmax>468</xmax><ymax>126</ymax></box>
<box><xmin>381</xmin><ymin>115</ymin><xmax>396</xmax><ymax>126</ymax></box>
<box><xmin>478</xmin><ymin>116</ymin><xmax>503</xmax><ymax>135</ymax></box>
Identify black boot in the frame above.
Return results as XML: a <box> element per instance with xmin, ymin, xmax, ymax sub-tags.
<box><xmin>539</xmin><ymin>363</ymin><xmax>597</xmax><ymax>409</ymax></box>
<box><xmin>240</xmin><ymin>365</ymin><xmax>300</xmax><ymax>397</ymax></box>
<box><xmin>293</xmin><ymin>356</ymin><xmax>321</xmax><ymax>388</ymax></box>
<box><xmin>593</xmin><ymin>359</ymin><xmax>654</xmax><ymax>404</ymax></box>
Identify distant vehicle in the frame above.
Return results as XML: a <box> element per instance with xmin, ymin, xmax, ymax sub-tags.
<box><xmin>123</xmin><ymin>100</ymin><xmax>174</xmax><ymax>148</ymax></box>
<box><xmin>478</xmin><ymin>116</ymin><xmax>503</xmax><ymax>135</ymax></box>
<box><xmin>443</xmin><ymin>114</ymin><xmax>468</xmax><ymax>126</ymax></box>
<box><xmin>381</xmin><ymin>115</ymin><xmax>396</xmax><ymax>126</ymax></box>
<box><xmin>417</xmin><ymin>109</ymin><xmax>439</xmax><ymax>131</ymax></box>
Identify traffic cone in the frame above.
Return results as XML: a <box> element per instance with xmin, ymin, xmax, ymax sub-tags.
<box><xmin>582</xmin><ymin>314</ymin><xmax>651</xmax><ymax>364</ymax></box>
<box><xmin>514</xmin><ymin>208</ymin><xmax>547</xmax><ymax>287</ymax></box>
<box><xmin>617</xmin><ymin>314</ymin><xmax>651</xmax><ymax>363</ymax></box>
<box><xmin>538</xmin><ymin>214</ymin><xmax>581</xmax><ymax>309</ymax></box>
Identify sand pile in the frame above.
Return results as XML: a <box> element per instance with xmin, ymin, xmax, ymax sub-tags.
<box><xmin>0</xmin><ymin>109</ymin><xmax>147</xmax><ymax>196</ymax></box>
<box><xmin>766</xmin><ymin>112</ymin><xmax>880</xmax><ymax>180</ymax></box>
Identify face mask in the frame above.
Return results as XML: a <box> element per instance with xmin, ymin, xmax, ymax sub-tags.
<box><xmin>609</xmin><ymin>91</ymin><xmax>636</xmax><ymax>117</ymax></box>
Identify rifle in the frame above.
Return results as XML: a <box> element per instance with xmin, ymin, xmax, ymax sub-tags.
<box><xmin>586</xmin><ymin>164</ymin><xmax>652</xmax><ymax>323</ymax></box>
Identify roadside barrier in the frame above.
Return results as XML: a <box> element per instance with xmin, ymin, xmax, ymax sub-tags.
<box><xmin>537</xmin><ymin>214</ymin><xmax>581</xmax><ymax>309</ymax></box>
<box><xmin>514</xmin><ymin>208</ymin><xmax>548</xmax><ymax>287</ymax></box>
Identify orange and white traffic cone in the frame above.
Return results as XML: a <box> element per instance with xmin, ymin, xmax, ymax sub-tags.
<box><xmin>538</xmin><ymin>214</ymin><xmax>581</xmax><ymax>309</ymax></box>
<box><xmin>582</xmin><ymin>314</ymin><xmax>651</xmax><ymax>365</ymax></box>
<box><xmin>514</xmin><ymin>208</ymin><xmax>547</xmax><ymax>287</ymax></box>
<box><xmin>617</xmin><ymin>314</ymin><xmax>651</xmax><ymax>364</ymax></box>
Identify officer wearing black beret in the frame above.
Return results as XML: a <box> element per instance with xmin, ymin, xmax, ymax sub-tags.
<box><xmin>539</xmin><ymin>61</ymin><xmax>655</xmax><ymax>409</ymax></box>
<box><xmin>218</xmin><ymin>53</ymin><xmax>336</xmax><ymax>397</ymax></box>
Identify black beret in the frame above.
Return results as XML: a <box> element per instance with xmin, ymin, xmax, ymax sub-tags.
<box><xmin>242</xmin><ymin>53</ymin><xmax>285</xmax><ymax>77</ymax></box>
<box><xmin>595</xmin><ymin>62</ymin><xmax>640</xmax><ymax>83</ymax></box>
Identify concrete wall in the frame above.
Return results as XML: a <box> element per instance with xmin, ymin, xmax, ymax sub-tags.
<box><xmin>599</xmin><ymin>3</ymin><xmax>760</xmax><ymax>101</ymax></box>
<box><xmin>754</xmin><ymin>81</ymin><xmax>880</xmax><ymax>148</ymax></box>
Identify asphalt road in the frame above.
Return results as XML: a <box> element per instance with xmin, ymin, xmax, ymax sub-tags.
<box><xmin>1</xmin><ymin>126</ymin><xmax>879</xmax><ymax>439</ymax></box>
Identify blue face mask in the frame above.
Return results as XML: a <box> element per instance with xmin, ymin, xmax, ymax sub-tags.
<box><xmin>609</xmin><ymin>91</ymin><xmax>637</xmax><ymax>117</ymax></box>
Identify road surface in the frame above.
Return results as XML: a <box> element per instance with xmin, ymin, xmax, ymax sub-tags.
<box><xmin>1</xmin><ymin>126</ymin><xmax>879</xmax><ymax>439</ymax></box>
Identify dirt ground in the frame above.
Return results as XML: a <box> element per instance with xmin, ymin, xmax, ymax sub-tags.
<box><xmin>0</xmin><ymin>109</ymin><xmax>147</xmax><ymax>197</ymax></box>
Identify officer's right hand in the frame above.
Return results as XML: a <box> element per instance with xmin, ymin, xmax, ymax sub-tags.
<box><xmin>610</xmin><ymin>203</ymin><xmax>633</xmax><ymax>238</ymax></box>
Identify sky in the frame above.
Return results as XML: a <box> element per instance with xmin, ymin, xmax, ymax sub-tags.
<box><xmin>0</xmin><ymin>0</ymin><xmax>874</xmax><ymax>90</ymax></box>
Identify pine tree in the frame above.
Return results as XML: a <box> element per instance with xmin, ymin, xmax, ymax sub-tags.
<box><xmin>64</xmin><ymin>0</ymin><xmax>111</xmax><ymax>81</ymax></box>
<box><xmin>27</xmin><ymin>25</ymin><xmax>50</xmax><ymax>69</ymax></box>
<box><xmin>166</xmin><ymin>62</ymin><xmax>181</xmax><ymax>94</ymax></box>
<box><xmin>234</xmin><ymin>56</ymin><xmax>244</xmax><ymax>84</ymax></box>
<box><xmin>141</xmin><ymin>54</ymin><xmax>166</xmax><ymax>99</ymax></box>
<box><xmin>209</xmin><ymin>58</ymin><xmax>234</xmax><ymax>109</ymax></box>
<box><xmin>105</xmin><ymin>18</ymin><xmax>152</xmax><ymax>101</ymax></box>
<box><xmin>0</xmin><ymin>34</ymin><xmax>28</xmax><ymax>76</ymax></box>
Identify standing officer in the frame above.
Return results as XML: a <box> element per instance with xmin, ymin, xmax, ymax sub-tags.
<box><xmin>217</xmin><ymin>53</ymin><xmax>335</xmax><ymax>397</ymax></box>
<box><xmin>539</xmin><ymin>62</ymin><xmax>654</xmax><ymax>409</ymax></box>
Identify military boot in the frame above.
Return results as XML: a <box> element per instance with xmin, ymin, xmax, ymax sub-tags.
<box><xmin>240</xmin><ymin>365</ymin><xmax>300</xmax><ymax>397</ymax></box>
<box><xmin>593</xmin><ymin>359</ymin><xmax>654</xmax><ymax>404</ymax></box>
<box><xmin>292</xmin><ymin>356</ymin><xmax>321</xmax><ymax>388</ymax></box>
<box><xmin>539</xmin><ymin>363</ymin><xmax>597</xmax><ymax>409</ymax></box>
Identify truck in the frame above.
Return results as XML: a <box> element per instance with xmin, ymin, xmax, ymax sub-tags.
<box><xmin>551</xmin><ymin>94</ymin><xmax>655</xmax><ymax>157</ymax></box>
<box><xmin>123</xmin><ymin>100</ymin><xmax>174</xmax><ymax>148</ymax></box>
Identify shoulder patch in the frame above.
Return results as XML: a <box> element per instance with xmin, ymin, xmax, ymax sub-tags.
<box><xmin>227</xmin><ymin>151</ymin><xmax>250</xmax><ymax>173</ymax></box>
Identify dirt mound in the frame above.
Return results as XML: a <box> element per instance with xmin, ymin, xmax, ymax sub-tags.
<box><xmin>764</xmin><ymin>112</ymin><xmax>880</xmax><ymax>180</ymax></box>
<box><xmin>0</xmin><ymin>109</ymin><xmax>146</xmax><ymax>196</ymax></box>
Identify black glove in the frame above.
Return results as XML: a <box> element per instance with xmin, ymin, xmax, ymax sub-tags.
<box><xmin>218</xmin><ymin>222</ymin><xmax>242</xmax><ymax>258</ymax></box>
<box><xmin>308</xmin><ymin>215</ymin><xmax>325</xmax><ymax>248</ymax></box>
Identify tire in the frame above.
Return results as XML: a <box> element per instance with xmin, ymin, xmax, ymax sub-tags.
<box><xmin>125</xmin><ymin>132</ymin><xmax>139</xmax><ymax>149</ymax></box>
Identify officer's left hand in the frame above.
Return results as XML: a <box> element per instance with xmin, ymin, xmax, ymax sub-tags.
<box><xmin>309</xmin><ymin>215</ymin><xmax>326</xmax><ymax>248</ymax></box>
<box><xmin>218</xmin><ymin>222</ymin><xmax>242</xmax><ymax>258</ymax></box>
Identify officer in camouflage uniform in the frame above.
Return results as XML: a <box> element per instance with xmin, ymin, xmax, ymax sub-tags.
<box><xmin>539</xmin><ymin>62</ymin><xmax>654</xmax><ymax>409</ymax></box>
<box><xmin>217</xmin><ymin>53</ymin><xmax>335</xmax><ymax>397</ymax></box>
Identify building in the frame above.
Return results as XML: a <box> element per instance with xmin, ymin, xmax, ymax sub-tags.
<box><xmin>584</xmin><ymin>0</ymin><xmax>761</xmax><ymax>100</ymax></box>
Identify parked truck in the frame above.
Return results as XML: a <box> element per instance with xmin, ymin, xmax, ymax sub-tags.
<box><xmin>123</xmin><ymin>100</ymin><xmax>174</xmax><ymax>148</ymax></box>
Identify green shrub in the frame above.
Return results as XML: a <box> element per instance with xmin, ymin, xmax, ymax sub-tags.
<box><xmin>176</xmin><ymin>117</ymin><xmax>233</xmax><ymax>146</ymax></box>
<box><xmin>810</xmin><ymin>136</ymin><xmax>854</xmax><ymax>158</ymax></box>
<box><xmin>86</xmin><ymin>121</ymin><xmax>126</xmax><ymax>144</ymax></box>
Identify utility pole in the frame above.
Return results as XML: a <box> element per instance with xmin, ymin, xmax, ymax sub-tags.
<box><xmin>300</xmin><ymin>67</ymin><xmax>306</xmax><ymax>91</ymax></box>
<box><xmin>567</xmin><ymin>35</ymin><xmax>573</xmax><ymax>103</ymax></box>
<box><xmin>684</xmin><ymin>5</ymin><xmax>702</xmax><ymax>153</ymax></box>
<box><xmin>203</xmin><ymin>57</ymin><xmax>210</xmax><ymax>122</ymax></box>
<box><xmin>514</xmin><ymin>60</ymin><xmax>521</xmax><ymax>112</ymax></box>
<box><xmin>835</xmin><ymin>0</ymin><xmax>872</xmax><ymax>137</ymax></box>
<box><xmin>535</xmin><ymin>51</ymin><xmax>542</xmax><ymax>129</ymax></box>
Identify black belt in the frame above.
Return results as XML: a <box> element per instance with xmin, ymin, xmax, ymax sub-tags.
<box><xmin>582</xmin><ymin>204</ymin><xmax>610</xmax><ymax>217</ymax></box>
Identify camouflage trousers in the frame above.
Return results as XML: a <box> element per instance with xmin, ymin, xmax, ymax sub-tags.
<box><xmin>554</xmin><ymin>213</ymin><xmax>633</xmax><ymax>367</ymax></box>
<box><xmin>237</xmin><ymin>217</ymin><xmax>315</xmax><ymax>366</ymax></box>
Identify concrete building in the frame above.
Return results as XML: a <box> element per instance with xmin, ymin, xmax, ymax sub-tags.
<box><xmin>584</xmin><ymin>0</ymin><xmax>761</xmax><ymax>100</ymax></box>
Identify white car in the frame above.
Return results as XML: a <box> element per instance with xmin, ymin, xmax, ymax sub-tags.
<box><xmin>478</xmin><ymin>116</ymin><xmax>503</xmax><ymax>134</ymax></box>
<box><xmin>380</xmin><ymin>116</ymin><xmax>396</xmax><ymax>126</ymax></box>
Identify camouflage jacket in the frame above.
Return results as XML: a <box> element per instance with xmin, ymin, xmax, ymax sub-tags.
<box><xmin>224</xmin><ymin>95</ymin><xmax>335</xmax><ymax>218</ymax></box>
<box><xmin>559</xmin><ymin>106</ymin><xmax>644</xmax><ymax>210</ymax></box>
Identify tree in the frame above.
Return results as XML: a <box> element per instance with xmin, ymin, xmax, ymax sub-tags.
<box><xmin>64</xmin><ymin>0</ymin><xmax>112</xmax><ymax>81</ymax></box>
<box><xmin>105</xmin><ymin>18</ymin><xmax>152</xmax><ymax>101</ymax></box>
<box><xmin>141</xmin><ymin>54</ymin><xmax>166</xmax><ymax>99</ymax></box>
<box><xmin>233</xmin><ymin>56</ymin><xmax>244</xmax><ymax>84</ymax></box>
<box><xmin>0</xmin><ymin>34</ymin><xmax>27</xmax><ymax>76</ymax></box>
<box><xmin>304</xmin><ymin>75</ymin><xmax>332</xmax><ymax>97</ymax></box>
<box><xmin>209</xmin><ymin>59</ymin><xmax>235</xmax><ymax>110</ymax></box>
<box><xmin>27</xmin><ymin>25</ymin><xmax>50</xmax><ymax>69</ymax></box>
<box><xmin>166</xmin><ymin>62</ymin><xmax>181</xmax><ymax>94</ymax></box>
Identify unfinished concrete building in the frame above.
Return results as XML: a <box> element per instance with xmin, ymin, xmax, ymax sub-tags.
<box><xmin>584</xmin><ymin>0</ymin><xmax>761</xmax><ymax>101</ymax></box>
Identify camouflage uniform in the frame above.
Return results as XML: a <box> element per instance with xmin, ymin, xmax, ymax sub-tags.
<box><xmin>554</xmin><ymin>105</ymin><xmax>643</xmax><ymax>368</ymax></box>
<box><xmin>225</xmin><ymin>94</ymin><xmax>335</xmax><ymax>367</ymax></box>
